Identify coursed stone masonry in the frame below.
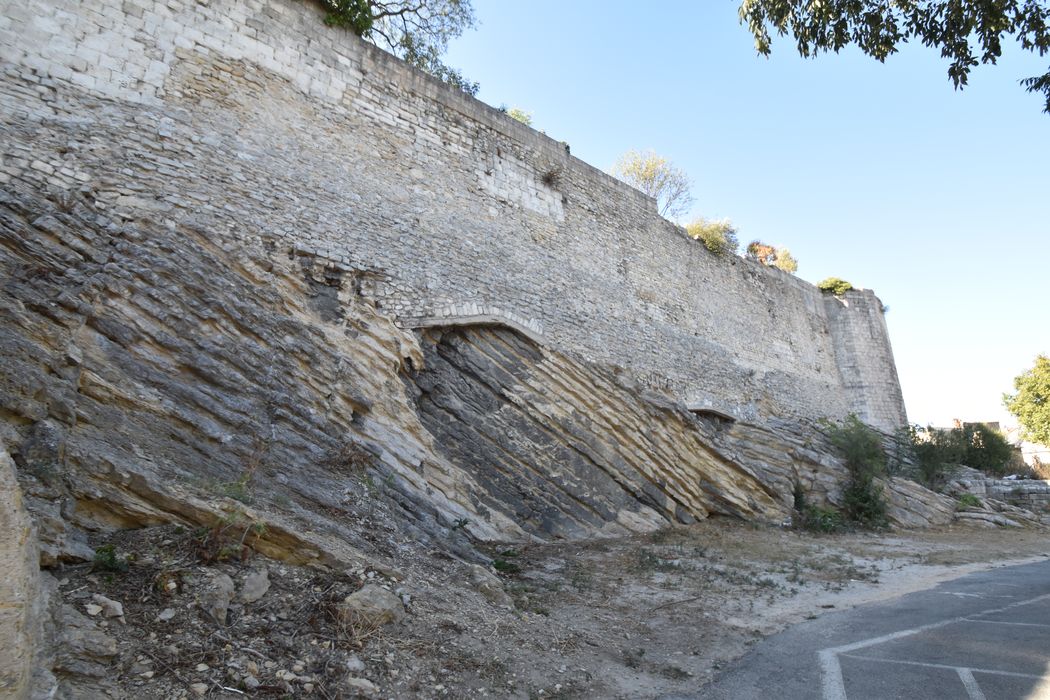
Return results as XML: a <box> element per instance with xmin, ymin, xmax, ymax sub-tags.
<box><xmin>0</xmin><ymin>0</ymin><xmax>907</xmax><ymax>431</ymax></box>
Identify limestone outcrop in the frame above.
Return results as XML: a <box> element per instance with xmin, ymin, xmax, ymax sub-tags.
<box><xmin>406</xmin><ymin>326</ymin><xmax>786</xmax><ymax>538</ymax></box>
<box><xmin>0</xmin><ymin>446</ymin><xmax>38</xmax><ymax>699</ymax></box>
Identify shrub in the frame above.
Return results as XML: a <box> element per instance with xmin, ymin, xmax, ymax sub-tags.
<box><xmin>818</xmin><ymin>277</ymin><xmax>854</xmax><ymax>296</ymax></box>
<box><xmin>746</xmin><ymin>240</ymin><xmax>798</xmax><ymax>274</ymax></box>
<box><xmin>686</xmin><ymin>218</ymin><xmax>739</xmax><ymax>257</ymax></box>
<box><xmin>910</xmin><ymin>423</ymin><xmax>1012</xmax><ymax>481</ymax></box>
<box><xmin>962</xmin><ymin>423</ymin><xmax>1013</xmax><ymax>476</ymax></box>
<box><xmin>956</xmin><ymin>493</ymin><xmax>982</xmax><ymax>509</ymax></box>
<box><xmin>909</xmin><ymin>426</ymin><xmax>965</xmax><ymax>489</ymax></box>
<box><xmin>92</xmin><ymin>544</ymin><xmax>129</xmax><ymax>573</ymax></box>
<box><xmin>506</xmin><ymin>107</ymin><xmax>533</xmax><ymax>127</ymax></box>
<box><xmin>774</xmin><ymin>248</ymin><xmax>799</xmax><ymax>273</ymax></box>
<box><xmin>822</xmin><ymin>415</ymin><xmax>888</xmax><ymax>529</ymax></box>
<box><xmin>792</xmin><ymin>482</ymin><xmax>846</xmax><ymax>533</ymax></box>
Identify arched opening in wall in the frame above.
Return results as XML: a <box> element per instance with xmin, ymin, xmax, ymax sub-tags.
<box><xmin>687</xmin><ymin>407</ymin><xmax>738</xmax><ymax>433</ymax></box>
<box><xmin>413</xmin><ymin>312</ymin><xmax>544</xmax><ymax>346</ymax></box>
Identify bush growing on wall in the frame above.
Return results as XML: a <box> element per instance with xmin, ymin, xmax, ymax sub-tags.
<box><xmin>746</xmin><ymin>240</ymin><xmax>798</xmax><ymax>274</ymax></box>
<box><xmin>686</xmin><ymin>218</ymin><xmax>739</xmax><ymax>257</ymax></box>
<box><xmin>818</xmin><ymin>277</ymin><xmax>853</xmax><ymax>296</ymax></box>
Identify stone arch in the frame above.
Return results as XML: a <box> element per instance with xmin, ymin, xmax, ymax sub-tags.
<box><xmin>413</xmin><ymin>303</ymin><xmax>544</xmax><ymax>345</ymax></box>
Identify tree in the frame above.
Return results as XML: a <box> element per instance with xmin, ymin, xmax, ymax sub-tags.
<box><xmin>739</xmin><ymin>0</ymin><xmax>1050</xmax><ymax>113</ymax></box>
<box><xmin>611</xmin><ymin>150</ymin><xmax>694</xmax><ymax>219</ymax></box>
<box><xmin>746</xmin><ymin>240</ymin><xmax>798</xmax><ymax>273</ymax></box>
<box><xmin>320</xmin><ymin>0</ymin><xmax>479</xmax><ymax>95</ymax></box>
<box><xmin>1005</xmin><ymin>355</ymin><xmax>1050</xmax><ymax>445</ymax></box>
<box><xmin>686</xmin><ymin>218</ymin><xmax>740</xmax><ymax>257</ymax></box>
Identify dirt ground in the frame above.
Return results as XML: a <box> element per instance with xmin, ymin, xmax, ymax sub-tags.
<box><xmin>63</xmin><ymin>518</ymin><xmax>1050</xmax><ymax>699</ymax></box>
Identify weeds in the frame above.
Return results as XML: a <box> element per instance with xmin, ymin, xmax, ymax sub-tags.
<box><xmin>799</xmin><ymin>505</ymin><xmax>845</xmax><ymax>532</ymax></box>
<box><xmin>792</xmin><ymin>482</ymin><xmax>846</xmax><ymax>533</ymax></box>
<box><xmin>491</xmin><ymin>558</ymin><xmax>522</xmax><ymax>575</ymax></box>
<box><xmin>92</xmin><ymin>544</ymin><xmax>129</xmax><ymax>573</ymax></box>
<box><xmin>193</xmin><ymin>511</ymin><xmax>267</xmax><ymax>564</ymax></box>
<box><xmin>956</xmin><ymin>493</ymin><xmax>982</xmax><ymax>509</ymax></box>
<box><xmin>633</xmin><ymin>549</ymin><xmax>683</xmax><ymax>573</ymax></box>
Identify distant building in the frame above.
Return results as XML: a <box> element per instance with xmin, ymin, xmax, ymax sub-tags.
<box><xmin>1001</xmin><ymin>425</ymin><xmax>1050</xmax><ymax>468</ymax></box>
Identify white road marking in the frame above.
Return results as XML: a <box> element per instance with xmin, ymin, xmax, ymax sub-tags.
<box><xmin>937</xmin><ymin>592</ymin><xmax>1015</xmax><ymax>599</ymax></box>
<box><xmin>819</xmin><ymin>592</ymin><xmax>1050</xmax><ymax>699</ymax></box>
<box><xmin>963</xmin><ymin>618</ymin><xmax>1050</xmax><ymax>629</ymax></box>
<box><xmin>838</xmin><ymin>655</ymin><xmax>1044</xmax><ymax>681</ymax></box>
<box><xmin>957</xmin><ymin>668</ymin><xmax>988</xmax><ymax>700</ymax></box>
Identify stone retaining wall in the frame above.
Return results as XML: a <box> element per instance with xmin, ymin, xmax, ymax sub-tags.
<box><xmin>0</xmin><ymin>0</ymin><xmax>907</xmax><ymax>430</ymax></box>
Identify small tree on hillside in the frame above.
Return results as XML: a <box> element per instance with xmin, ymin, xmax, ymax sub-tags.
<box><xmin>1005</xmin><ymin>355</ymin><xmax>1050</xmax><ymax>446</ymax></box>
<box><xmin>611</xmin><ymin>150</ymin><xmax>694</xmax><ymax>219</ymax></box>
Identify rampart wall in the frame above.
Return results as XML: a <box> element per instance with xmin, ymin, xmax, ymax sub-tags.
<box><xmin>0</xmin><ymin>0</ymin><xmax>906</xmax><ymax>430</ymax></box>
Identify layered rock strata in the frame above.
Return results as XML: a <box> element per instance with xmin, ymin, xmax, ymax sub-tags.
<box><xmin>406</xmin><ymin>326</ymin><xmax>786</xmax><ymax>538</ymax></box>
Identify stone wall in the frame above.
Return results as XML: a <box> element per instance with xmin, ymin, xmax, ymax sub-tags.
<box><xmin>0</xmin><ymin>0</ymin><xmax>906</xmax><ymax>430</ymax></box>
<box><xmin>958</xmin><ymin>477</ymin><xmax>1050</xmax><ymax>512</ymax></box>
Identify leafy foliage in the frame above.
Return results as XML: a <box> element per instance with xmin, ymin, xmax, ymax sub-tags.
<box><xmin>957</xmin><ymin>493</ymin><xmax>982</xmax><ymax>509</ymax></box>
<box><xmin>910</xmin><ymin>422</ymin><xmax>1014</xmax><ymax>483</ymax></box>
<box><xmin>739</xmin><ymin>0</ymin><xmax>1050</xmax><ymax>113</ymax></box>
<box><xmin>746</xmin><ymin>240</ymin><xmax>798</xmax><ymax>273</ymax></box>
<box><xmin>818</xmin><ymin>277</ymin><xmax>854</xmax><ymax>296</ymax></box>
<box><xmin>908</xmin><ymin>425</ymin><xmax>964</xmax><ymax>489</ymax></box>
<box><xmin>822</xmin><ymin>414</ymin><xmax>888</xmax><ymax>529</ymax></box>
<box><xmin>774</xmin><ymin>248</ymin><xmax>798</xmax><ymax>273</ymax></box>
<box><xmin>611</xmin><ymin>150</ymin><xmax>694</xmax><ymax>219</ymax></box>
<box><xmin>505</xmin><ymin>107</ymin><xmax>533</xmax><ymax>126</ymax></box>
<box><xmin>1004</xmin><ymin>355</ymin><xmax>1050</xmax><ymax>445</ymax></box>
<box><xmin>963</xmin><ymin>423</ymin><xmax>1015</xmax><ymax>475</ymax></box>
<box><xmin>319</xmin><ymin>0</ymin><xmax>479</xmax><ymax>95</ymax></box>
<box><xmin>793</xmin><ymin>486</ymin><xmax>846</xmax><ymax>533</ymax></box>
<box><xmin>686</xmin><ymin>218</ymin><xmax>740</xmax><ymax>257</ymax></box>
<box><xmin>93</xmin><ymin>544</ymin><xmax>129</xmax><ymax>573</ymax></box>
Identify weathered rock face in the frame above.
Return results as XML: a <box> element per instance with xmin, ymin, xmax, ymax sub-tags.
<box><xmin>0</xmin><ymin>446</ymin><xmax>37</xmax><ymax>700</ymax></box>
<box><xmin>0</xmin><ymin>184</ymin><xmax>524</xmax><ymax>561</ymax></box>
<box><xmin>0</xmin><ymin>180</ymin><xmax>957</xmax><ymax>558</ymax></box>
<box><xmin>406</xmin><ymin>327</ymin><xmax>786</xmax><ymax>538</ymax></box>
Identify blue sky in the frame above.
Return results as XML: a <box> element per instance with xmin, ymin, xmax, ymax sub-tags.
<box><xmin>444</xmin><ymin>1</ymin><xmax>1050</xmax><ymax>428</ymax></box>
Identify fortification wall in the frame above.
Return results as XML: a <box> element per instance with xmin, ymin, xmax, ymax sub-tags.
<box><xmin>0</xmin><ymin>0</ymin><xmax>907</xmax><ymax>430</ymax></box>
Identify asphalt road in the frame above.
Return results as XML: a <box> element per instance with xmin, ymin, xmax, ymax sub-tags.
<box><xmin>697</xmin><ymin>558</ymin><xmax>1050</xmax><ymax>700</ymax></box>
